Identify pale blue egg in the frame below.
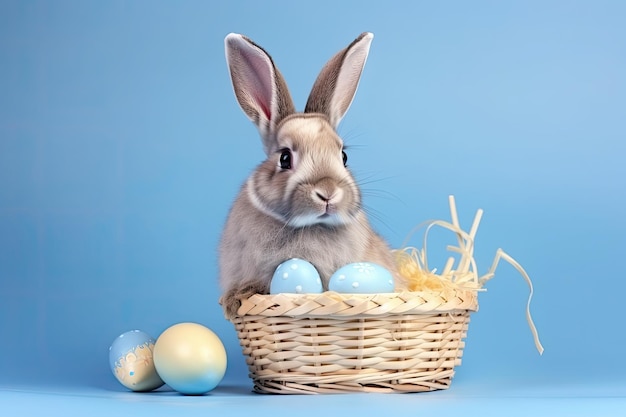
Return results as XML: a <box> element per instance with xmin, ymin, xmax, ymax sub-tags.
<box><xmin>270</xmin><ymin>258</ymin><xmax>323</xmax><ymax>294</ymax></box>
<box><xmin>109</xmin><ymin>330</ymin><xmax>164</xmax><ymax>392</ymax></box>
<box><xmin>329</xmin><ymin>262</ymin><xmax>395</xmax><ymax>294</ymax></box>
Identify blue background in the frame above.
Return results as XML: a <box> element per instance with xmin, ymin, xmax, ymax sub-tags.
<box><xmin>1</xmin><ymin>1</ymin><xmax>625</xmax><ymax>415</ymax></box>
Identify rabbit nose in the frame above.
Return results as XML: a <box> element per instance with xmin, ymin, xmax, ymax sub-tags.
<box><xmin>313</xmin><ymin>181</ymin><xmax>344</xmax><ymax>205</ymax></box>
<box><xmin>315</xmin><ymin>190</ymin><xmax>330</xmax><ymax>202</ymax></box>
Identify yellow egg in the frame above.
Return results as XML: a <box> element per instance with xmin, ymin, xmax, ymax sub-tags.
<box><xmin>153</xmin><ymin>322</ymin><xmax>227</xmax><ymax>395</ymax></box>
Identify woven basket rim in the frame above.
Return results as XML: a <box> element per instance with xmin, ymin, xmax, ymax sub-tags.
<box><xmin>235</xmin><ymin>288</ymin><xmax>478</xmax><ymax>319</ymax></box>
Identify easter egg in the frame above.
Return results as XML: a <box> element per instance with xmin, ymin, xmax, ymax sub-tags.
<box><xmin>270</xmin><ymin>258</ymin><xmax>323</xmax><ymax>294</ymax></box>
<box><xmin>153</xmin><ymin>322</ymin><xmax>227</xmax><ymax>395</ymax></box>
<box><xmin>329</xmin><ymin>262</ymin><xmax>395</xmax><ymax>294</ymax></box>
<box><xmin>109</xmin><ymin>330</ymin><xmax>164</xmax><ymax>392</ymax></box>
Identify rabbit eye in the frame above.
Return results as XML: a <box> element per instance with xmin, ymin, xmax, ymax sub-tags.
<box><xmin>342</xmin><ymin>151</ymin><xmax>348</xmax><ymax>166</ymax></box>
<box><xmin>279</xmin><ymin>149</ymin><xmax>292</xmax><ymax>170</ymax></box>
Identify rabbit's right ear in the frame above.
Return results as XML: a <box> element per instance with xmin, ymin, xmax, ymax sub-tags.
<box><xmin>225</xmin><ymin>33</ymin><xmax>296</xmax><ymax>155</ymax></box>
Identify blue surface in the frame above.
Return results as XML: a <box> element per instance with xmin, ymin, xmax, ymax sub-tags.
<box><xmin>1</xmin><ymin>0</ymin><xmax>625</xmax><ymax>415</ymax></box>
<box><xmin>2</xmin><ymin>378</ymin><xmax>626</xmax><ymax>416</ymax></box>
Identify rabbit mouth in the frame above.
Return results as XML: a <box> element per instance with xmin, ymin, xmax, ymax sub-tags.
<box><xmin>288</xmin><ymin>210</ymin><xmax>349</xmax><ymax>228</ymax></box>
<box><xmin>318</xmin><ymin>212</ymin><xmax>336</xmax><ymax>222</ymax></box>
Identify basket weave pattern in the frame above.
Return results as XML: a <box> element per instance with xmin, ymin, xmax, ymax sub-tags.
<box><xmin>231</xmin><ymin>289</ymin><xmax>478</xmax><ymax>394</ymax></box>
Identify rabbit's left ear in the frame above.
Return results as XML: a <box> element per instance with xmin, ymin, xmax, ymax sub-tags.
<box><xmin>305</xmin><ymin>32</ymin><xmax>374</xmax><ymax>129</ymax></box>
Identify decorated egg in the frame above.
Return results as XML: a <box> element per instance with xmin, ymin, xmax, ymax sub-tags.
<box><xmin>109</xmin><ymin>330</ymin><xmax>164</xmax><ymax>392</ymax></box>
<box><xmin>329</xmin><ymin>262</ymin><xmax>395</xmax><ymax>294</ymax></box>
<box><xmin>270</xmin><ymin>258</ymin><xmax>323</xmax><ymax>294</ymax></box>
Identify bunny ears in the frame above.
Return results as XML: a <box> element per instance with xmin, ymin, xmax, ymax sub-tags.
<box><xmin>225</xmin><ymin>32</ymin><xmax>374</xmax><ymax>155</ymax></box>
<box><xmin>304</xmin><ymin>32</ymin><xmax>373</xmax><ymax>128</ymax></box>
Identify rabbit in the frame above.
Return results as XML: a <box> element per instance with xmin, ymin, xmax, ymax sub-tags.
<box><xmin>219</xmin><ymin>32</ymin><xmax>400</xmax><ymax>319</ymax></box>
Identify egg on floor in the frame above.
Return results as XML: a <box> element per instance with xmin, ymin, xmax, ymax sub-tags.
<box><xmin>153</xmin><ymin>322</ymin><xmax>227</xmax><ymax>395</ymax></box>
<box><xmin>329</xmin><ymin>262</ymin><xmax>395</xmax><ymax>294</ymax></box>
<box><xmin>270</xmin><ymin>258</ymin><xmax>323</xmax><ymax>294</ymax></box>
<box><xmin>109</xmin><ymin>330</ymin><xmax>164</xmax><ymax>392</ymax></box>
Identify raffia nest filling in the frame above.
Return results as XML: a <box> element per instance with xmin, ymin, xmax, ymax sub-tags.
<box><xmin>230</xmin><ymin>196</ymin><xmax>543</xmax><ymax>394</ymax></box>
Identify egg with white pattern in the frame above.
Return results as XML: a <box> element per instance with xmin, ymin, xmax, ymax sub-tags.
<box><xmin>109</xmin><ymin>330</ymin><xmax>164</xmax><ymax>392</ymax></box>
<box><xmin>270</xmin><ymin>258</ymin><xmax>323</xmax><ymax>294</ymax></box>
<box><xmin>329</xmin><ymin>262</ymin><xmax>395</xmax><ymax>294</ymax></box>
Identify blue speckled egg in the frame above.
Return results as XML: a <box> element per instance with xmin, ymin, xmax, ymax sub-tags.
<box><xmin>329</xmin><ymin>262</ymin><xmax>395</xmax><ymax>294</ymax></box>
<box><xmin>270</xmin><ymin>258</ymin><xmax>323</xmax><ymax>294</ymax></box>
<box><xmin>109</xmin><ymin>330</ymin><xmax>164</xmax><ymax>392</ymax></box>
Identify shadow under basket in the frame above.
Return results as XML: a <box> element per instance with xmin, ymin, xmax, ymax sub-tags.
<box><xmin>230</xmin><ymin>289</ymin><xmax>478</xmax><ymax>394</ymax></box>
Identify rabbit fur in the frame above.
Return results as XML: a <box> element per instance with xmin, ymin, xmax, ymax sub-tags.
<box><xmin>219</xmin><ymin>32</ymin><xmax>399</xmax><ymax>319</ymax></box>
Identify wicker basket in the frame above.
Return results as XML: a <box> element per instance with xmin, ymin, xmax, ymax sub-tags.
<box><xmin>230</xmin><ymin>288</ymin><xmax>478</xmax><ymax>394</ymax></box>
